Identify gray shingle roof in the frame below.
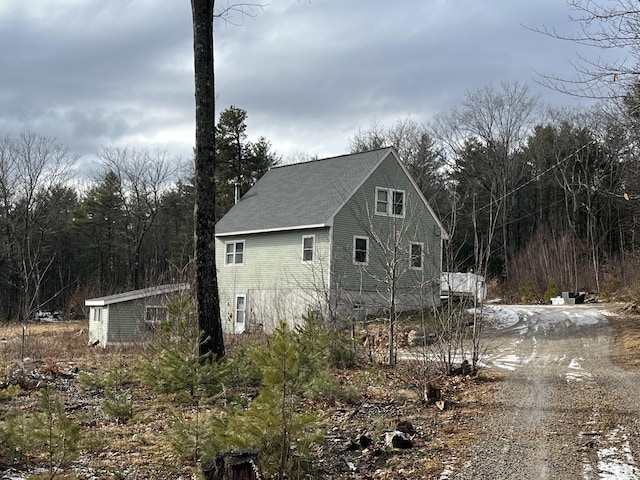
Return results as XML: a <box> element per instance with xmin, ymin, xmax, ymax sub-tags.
<box><xmin>215</xmin><ymin>148</ymin><xmax>394</xmax><ymax>236</ymax></box>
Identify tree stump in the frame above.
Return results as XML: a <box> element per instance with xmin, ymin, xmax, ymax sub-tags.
<box><xmin>201</xmin><ymin>449</ymin><xmax>261</xmax><ymax>480</ymax></box>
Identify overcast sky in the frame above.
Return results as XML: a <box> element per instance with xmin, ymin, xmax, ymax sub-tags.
<box><xmin>0</xmin><ymin>1</ymin><xmax>613</xmax><ymax>176</ymax></box>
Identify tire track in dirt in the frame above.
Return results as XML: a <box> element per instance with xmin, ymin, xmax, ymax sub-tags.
<box><xmin>453</xmin><ymin>305</ymin><xmax>640</xmax><ymax>479</ymax></box>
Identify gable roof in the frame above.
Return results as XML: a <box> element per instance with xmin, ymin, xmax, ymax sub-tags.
<box><xmin>215</xmin><ymin>148</ymin><xmax>394</xmax><ymax>236</ymax></box>
<box><xmin>85</xmin><ymin>283</ymin><xmax>190</xmax><ymax>307</ymax></box>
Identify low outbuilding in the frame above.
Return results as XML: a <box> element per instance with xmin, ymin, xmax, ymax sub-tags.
<box><xmin>85</xmin><ymin>283</ymin><xmax>190</xmax><ymax>346</ymax></box>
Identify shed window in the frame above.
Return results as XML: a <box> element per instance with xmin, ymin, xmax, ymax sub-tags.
<box><xmin>145</xmin><ymin>305</ymin><xmax>166</xmax><ymax>326</ymax></box>
<box><xmin>225</xmin><ymin>240</ymin><xmax>245</xmax><ymax>265</ymax></box>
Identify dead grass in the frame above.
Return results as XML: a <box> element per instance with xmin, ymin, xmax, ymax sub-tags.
<box><xmin>608</xmin><ymin>305</ymin><xmax>640</xmax><ymax>368</ymax></box>
<box><xmin>0</xmin><ymin>321</ymin><xmax>89</xmax><ymax>366</ymax></box>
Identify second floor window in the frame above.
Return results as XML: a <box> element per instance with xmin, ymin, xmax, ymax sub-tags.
<box><xmin>376</xmin><ymin>187</ymin><xmax>405</xmax><ymax>217</ymax></box>
<box><xmin>225</xmin><ymin>240</ymin><xmax>245</xmax><ymax>265</ymax></box>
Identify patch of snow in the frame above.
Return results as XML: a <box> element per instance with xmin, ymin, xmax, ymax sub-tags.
<box><xmin>566</xmin><ymin>358</ymin><xmax>593</xmax><ymax>383</ymax></box>
<box><xmin>596</xmin><ymin>427</ymin><xmax>638</xmax><ymax>479</ymax></box>
<box><xmin>491</xmin><ymin>354</ymin><xmax>520</xmax><ymax>371</ymax></box>
<box><xmin>476</xmin><ymin>306</ymin><xmax>520</xmax><ymax>329</ymax></box>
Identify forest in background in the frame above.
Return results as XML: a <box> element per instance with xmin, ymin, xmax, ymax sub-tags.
<box><xmin>1</xmin><ymin>80</ymin><xmax>640</xmax><ymax>322</ymax></box>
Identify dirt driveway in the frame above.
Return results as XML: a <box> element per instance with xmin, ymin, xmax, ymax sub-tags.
<box><xmin>452</xmin><ymin>304</ymin><xmax>640</xmax><ymax>479</ymax></box>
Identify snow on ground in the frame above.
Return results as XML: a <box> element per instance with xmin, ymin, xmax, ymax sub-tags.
<box><xmin>582</xmin><ymin>426</ymin><xmax>639</xmax><ymax>479</ymax></box>
<box><xmin>566</xmin><ymin>357</ymin><xmax>594</xmax><ymax>384</ymax></box>
<box><xmin>596</xmin><ymin>427</ymin><xmax>639</xmax><ymax>479</ymax></box>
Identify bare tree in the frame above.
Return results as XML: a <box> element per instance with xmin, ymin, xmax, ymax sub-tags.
<box><xmin>0</xmin><ymin>133</ymin><xmax>76</xmax><ymax>321</ymax></box>
<box><xmin>430</xmin><ymin>81</ymin><xmax>540</xmax><ymax>279</ymax></box>
<box><xmin>96</xmin><ymin>146</ymin><xmax>182</xmax><ymax>289</ymax></box>
<box><xmin>535</xmin><ymin>0</ymin><xmax>640</xmax><ymax>99</ymax></box>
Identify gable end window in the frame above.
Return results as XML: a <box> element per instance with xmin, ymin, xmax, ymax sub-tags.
<box><xmin>302</xmin><ymin>235</ymin><xmax>315</xmax><ymax>262</ymax></box>
<box><xmin>410</xmin><ymin>242</ymin><xmax>423</xmax><ymax>270</ymax></box>
<box><xmin>375</xmin><ymin>187</ymin><xmax>405</xmax><ymax>217</ymax></box>
<box><xmin>225</xmin><ymin>240</ymin><xmax>245</xmax><ymax>265</ymax></box>
<box><xmin>353</xmin><ymin>236</ymin><xmax>369</xmax><ymax>265</ymax></box>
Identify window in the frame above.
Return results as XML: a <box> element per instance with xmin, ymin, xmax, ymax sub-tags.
<box><xmin>94</xmin><ymin>307</ymin><xmax>103</xmax><ymax>322</ymax></box>
<box><xmin>375</xmin><ymin>188</ymin><xmax>389</xmax><ymax>214</ymax></box>
<box><xmin>235</xmin><ymin>295</ymin><xmax>246</xmax><ymax>326</ymax></box>
<box><xmin>145</xmin><ymin>305</ymin><xmax>165</xmax><ymax>327</ymax></box>
<box><xmin>302</xmin><ymin>235</ymin><xmax>314</xmax><ymax>262</ymax></box>
<box><xmin>353</xmin><ymin>236</ymin><xmax>369</xmax><ymax>265</ymax></box>
<box><xmin>225</xmin><ymin>240</ymin><xmax>245</xmax><ymax>265</ymax></box>
<box><xmin>410</xmin><ymin>242</ymin><xmax>423</xmax><ymax>269</ymax></box>
<box><xmin>392</xmin><ymin>190</ymin><xmax>405</xmax><ymax>216</ymax></box>
<box><xmin>375</xmin><ymin>187</ymin><xmax>405</xmax><ymax>217</ymax></box>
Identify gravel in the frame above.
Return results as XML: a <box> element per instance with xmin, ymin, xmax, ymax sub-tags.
<box><xmin>453</xmin><ymin>304</ymin><xmax>640</xmax><ymax>479</ymax></box>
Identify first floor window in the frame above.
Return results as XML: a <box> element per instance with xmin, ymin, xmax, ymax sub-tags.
<box><xmin>225</xmin><ymin>240</ymin><xmax>245</xmax><ymax>265</ymax></box>
<box><xmin>235</xmin><ymin>295</ymin><xmax>246</xmax><ymax>325</ymax></box>
<box><xmin>302</xmin><ymin>235</ymin><xmax>314</xmax><ymax>262</ymax></box>
<box><xmin>353</xmin><ymin>236</ymin><xmax>369</xmax><ymax>264</ymax></box>
<box><xmin>410</xmin><ymin>242</ymin><xmax>423</xmax><ymax>269</ymax></box>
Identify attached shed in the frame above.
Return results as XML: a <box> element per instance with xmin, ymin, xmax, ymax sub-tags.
<box><xmin>85</xmin><ymin>284</ymin><xmax>190</xmax><ymax>347</ymax></box>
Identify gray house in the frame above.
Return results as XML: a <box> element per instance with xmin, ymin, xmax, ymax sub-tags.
<box><xmin>215</xmin><ymin>147</ymin><xmax>447</xmax><ymax>334</ymax></box>
<box><xmin>86</xmin><ymin>283</ymin><xmax>190</xmax><ymax>346</ymax></box>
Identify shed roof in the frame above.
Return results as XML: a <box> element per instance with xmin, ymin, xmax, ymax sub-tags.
<box><xmin>215</xmin><ymin>148</ymin><xmax>394</xmax><ymax>236</ymax></box>
<box><xmin>84</xmin><ymin>284</ymin><xmax>190</xmax><ymax>307</ymax></box>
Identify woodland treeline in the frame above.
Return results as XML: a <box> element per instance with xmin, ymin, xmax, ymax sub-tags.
<box><xmin>351</xmin><ymin>81</ymin><xmax>640</xmax><ymax>301</ymax></box>
<box><xmin>0</xmin><ymin>106</ymin><xmax>278</xmax><ymax>322</ymax></box>
<box><xmin>2</xmin><ymin>82</ymin><xmax>640</xmax><ymax>322</ymax></box>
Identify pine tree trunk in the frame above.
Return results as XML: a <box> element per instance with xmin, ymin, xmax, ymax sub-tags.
<box><xmin>191</xmin><ymin>0</ymin><xmax>225</xmax><ymax>359</ymax></box>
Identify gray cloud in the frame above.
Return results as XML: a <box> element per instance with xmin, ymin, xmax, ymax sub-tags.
<box><xmin>0</xmin><ymin>0</ymin><xmax>620</xmax><ymax>173</ymax></box>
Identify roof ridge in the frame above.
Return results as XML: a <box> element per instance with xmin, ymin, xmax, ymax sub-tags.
<box><xmin>273</xmin><ymin>146</ymin><xmax>393</xmax><ymax>170</ymax></box>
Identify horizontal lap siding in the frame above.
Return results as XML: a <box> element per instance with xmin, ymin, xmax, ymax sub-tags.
<box><xmin>216</xmin><ymin>228</ymin><xmax>331</xmax><ymax>329</ymax></box>
<box><xmin>332</xmin><ymin>154</ymin><xmax>442</xmax><ymax>300</ymax></box>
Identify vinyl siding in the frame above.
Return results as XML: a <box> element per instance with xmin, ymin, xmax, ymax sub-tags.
<box><xmin>216</xmin><ymin>227</ymin><xmax>331</xmax><ymax>330</ymax></box>
<box><xmin>88</xmin><ymin>306</ymin><xmax>108</xmax><ymax>345</ymax></box>
<box><xmin>331</xmin><ymin>153</ymin><xmax>442</xmax><ymax>302</ymax></box>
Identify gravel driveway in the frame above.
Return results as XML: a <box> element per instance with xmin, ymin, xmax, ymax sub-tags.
<box><xmin>452</xmin><ymin>304</ymin><xmax>640</xmax><ymax>479</ymax></box>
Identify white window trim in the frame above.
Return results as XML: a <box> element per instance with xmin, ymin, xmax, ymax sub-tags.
<box><xmin>235</xmin><ymin>294</ymin><xmax>247</xmax><ymax>325</ymax></box>
<box><xmin>225</xmin><ymin>240</ymin><xmax>245</xmax><ymax>266</ymax></box>
<box><xmin>353</xmin><ymin>235</ymin><xmax>369</xmax><ymax>265</ymax></box>
<box><xmin>302</xmin><ymin>234</ymin><xmax>315</xmax><ymax>263</ymax></box>
<box><xmin>375</xmin><ymin>187</ymin><xmax>389</xmax><ymax>215</ymax></box>
<box><xmin>375</xmin><ymin>187</ymin><xmax>406</xmax><ymax>218</ymax></box>
<box><xmin>410</xmin><ymin>242</ymin><xmax>424</xmax><ymax>270</ymax></box>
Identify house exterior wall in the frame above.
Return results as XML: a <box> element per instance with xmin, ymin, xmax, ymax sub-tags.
<box><xmin>331</xmin><ymin>153</ymin><xmax>442</xmax><ymax>313</ymax></box>
<box><xmin>216</xmin><ymin>227</ymin><xmax>331</xmax><ymax>333</ymax></box>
